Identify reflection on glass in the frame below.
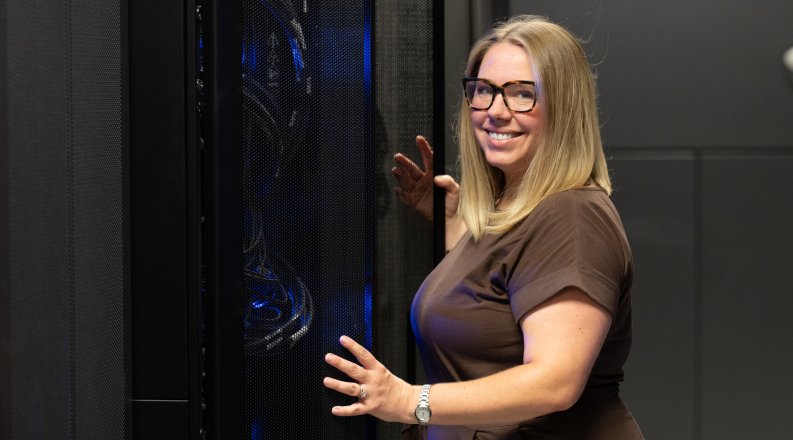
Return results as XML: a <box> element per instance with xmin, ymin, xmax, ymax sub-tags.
<box><xmin>241</xmin><ymin>0</ymin><xmax>313</xmax><ymax>356</ymax></box>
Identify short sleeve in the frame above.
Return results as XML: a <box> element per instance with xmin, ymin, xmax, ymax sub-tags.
<box><xmin>505</xmin><ymin>190</ymin><xmax>630</xmax><ymax>323</ymax></box>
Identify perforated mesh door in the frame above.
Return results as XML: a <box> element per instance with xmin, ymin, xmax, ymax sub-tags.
<box><xmin>241</xmin><ymin>1</ymin><xmax>372</xmax><ymax>438</ymax></box>
<box><xmin>240</xmin><ymin>1</ymin><xmax>435</xmax><ymax>438</ymax></box>
<box><xmin>0</xmin><ymin>0</ymin><xmax>127</xmax><ymax>438</ymax></box>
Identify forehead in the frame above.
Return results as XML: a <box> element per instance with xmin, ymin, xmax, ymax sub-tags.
<box><xmin>477</xmin><ymin>42</ymin><xmax>535</xmax><ymax>83</ymax></box>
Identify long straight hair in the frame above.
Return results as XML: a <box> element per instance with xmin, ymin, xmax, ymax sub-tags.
<box><xmin>457</xmin><ymin>15</ymin><xmax>611</xmax><ymax>240</ymax></box>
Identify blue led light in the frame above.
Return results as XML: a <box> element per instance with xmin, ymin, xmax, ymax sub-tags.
<box><xmin>245</xmin><ymin>44</ymin><xmax>258</xmax><ymax>70</ymax></box>
<box><xmin>364</xmin><ymin>282</ymin><xmax>373</xmax><ymax>349</ymax></box>
<box><xmin>288</xmin><ymin>37</ymin><xmax>304</xmax><ymax>82</ymax></box>
<box><xmin>363</xmin><ymin>9</ymin><xmax>372</xmax><ymax>91</ymax></box>
<box><xmin>251</xmin><ymin>420</ymin><xmax>262</xmax><ymax>440</ymax></box>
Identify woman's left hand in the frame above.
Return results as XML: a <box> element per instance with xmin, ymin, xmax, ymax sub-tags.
<box><xmin>323</xmin><ymin>335</ymin><xmax>416</xmax><ymax>423</ymax></box>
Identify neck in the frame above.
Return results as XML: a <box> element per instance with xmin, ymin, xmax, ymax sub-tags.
<box><xmin>496</xmin><ymin>186</ymin><xmax>517</xmax><ymax>210</ymax></box>
<box><xmin>497</xmin><ymin>171</ymin><xmax>523</xmax><ymax>209</ymax></box>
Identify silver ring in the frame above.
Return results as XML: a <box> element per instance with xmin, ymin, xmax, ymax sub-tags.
<box><xmin>358</xmin><ymin>384</ymin><xmax>368</xmax><ymax>399</ymax></box>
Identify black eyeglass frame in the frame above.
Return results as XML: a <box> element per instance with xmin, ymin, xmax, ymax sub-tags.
<box><xmin>461</xmin><ymin>77</ymin><xmax>537</xmax><ymax>113</ymax></box>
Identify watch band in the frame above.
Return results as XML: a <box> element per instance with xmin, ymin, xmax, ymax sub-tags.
<box><xmin>415</xmin><ymin>384</ymin><xmax>432</xmax><ymax>425</ymax></box>
<box><xmin>419</xmin><ymin>384</ymin><xmax>431</xmax><ymax>405</ymax></box>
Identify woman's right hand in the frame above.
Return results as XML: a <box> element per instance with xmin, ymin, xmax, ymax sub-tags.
<box><xmin>392</xmin><ymin>135</ymin><xmax>460</xmax><ymax>223</ymax></box>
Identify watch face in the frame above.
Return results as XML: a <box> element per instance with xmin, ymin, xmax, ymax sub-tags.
<box><xmin>416</xmin><ymin>406</ymin><xmax>431</xmax><ymax>422</ymax></box>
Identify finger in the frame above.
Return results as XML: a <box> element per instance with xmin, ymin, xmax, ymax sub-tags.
<box><xmin>434</xmin><ymin>175</ymin><xmax>460</xmax><ymax>219</ymax></box>
<box><xmin>324</xmin><ymin>352</ymin><xmax>366</xmax><ymax>381</ymax></box>
<box><xmin>394</xmin><ymin>154</ymin><xmax>424</xmax><ymax>181</ymax></box>
<box><xmin>339</xmin><ymin>335</ymin><xmax>378</xmax><ymax>369</ymax></box>
<box><xmin>322</xmin><ymin>376</ymin><xmax>361</xmax><ymax>398</ymax></box>
<box><xmin>415</xmin><ymin>136</ymin><xmax>434</xmax><ymax>172</ymax></box>
<box><xmin>434</xmin><ymin>175</ymin><xmax>460</xmax><ymax>194</ymax></box>
<box><xmin>393</xmin><ymin>152</ymin><xmax>418</xmax><ymax>168</ymax></box>
<box><xmin>331</xmin><ymin>402</ymin><xmax>368</xmax><ymax>417</ymax></box>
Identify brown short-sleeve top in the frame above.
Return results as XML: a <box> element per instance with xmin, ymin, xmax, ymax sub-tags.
<box><xmin>410</xmin><ymin>187</ymin><xmax>641</xmax><ymax>439</ymax></box>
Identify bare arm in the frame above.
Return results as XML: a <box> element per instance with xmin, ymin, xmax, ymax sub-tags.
<box><xmin>323</xmin><ymin>287</ymin><xmax>611</xmax><ymax>425</ymax></box>
<box><xmin>424</xmin><ymin>287</ymin><xmax>611</xmax><ymax>425</ymax></box>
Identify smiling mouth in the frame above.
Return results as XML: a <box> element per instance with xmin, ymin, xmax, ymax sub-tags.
<box><xmin>487</xmin><ymin>131</ymin><xmax>521</xmax><ymax>141</ymax></box>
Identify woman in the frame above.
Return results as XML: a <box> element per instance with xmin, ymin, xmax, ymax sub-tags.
<box><xmin>323</xmin><ymin>15</ymin><xmax>643</xmax><ymax>439</ymax></box>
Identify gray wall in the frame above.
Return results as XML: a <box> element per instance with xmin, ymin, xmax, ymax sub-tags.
<box><xmin>445</xmin><ymin>1</ymin><xmax>793</xmax><ymax>439</ymax></box>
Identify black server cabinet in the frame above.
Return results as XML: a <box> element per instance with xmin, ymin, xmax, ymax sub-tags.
<box><xmin>2</xmin><ymin>0</ymin><xmax>439</xmax><ymax>438</ymax></box>
<box><xmin>208</xmin><ymin>0</ymin><xmax>445</xmax><ymax>438</ymax></box>
<box><xmin>205</xmin><ymin>0</ymin><xmax>443</xmax><ymax>438</ymax></box>
<box><xmin>131</xmin><ymin>0</ymin><xmax>442</xmax><ymax>438</ymax></box>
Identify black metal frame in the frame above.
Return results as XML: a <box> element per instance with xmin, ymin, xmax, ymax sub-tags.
<box><xmin>201</xmin><ymin>0</ymin><xmax>245</xmax><ymax>439</ymax></box>
<box><xmin>432</xmin><ymin>0</ymin><xmax>446</xmax><ymax>265</ymax></box>
<box><xmin>128</xmin><ymin>0</ymin><xmax>203</xmax><ymax>438</ymax></box>
<box><xmin>120</xmin><ymin>0</ymin><xmax>133</xmax><ymax>437</ymax></box>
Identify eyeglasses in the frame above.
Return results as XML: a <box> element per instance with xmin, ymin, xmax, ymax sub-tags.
<box><xmin>462</xmin><ymin>77</ymin><xmax>537</xmax><ymax>113</ymax></box>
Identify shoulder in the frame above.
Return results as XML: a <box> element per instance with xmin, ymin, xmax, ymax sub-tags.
<box><xmin>515</xmin><ymin>187</ymin><xmax>631</xmax><ymax>270</ymax></box>
<box><xmin>537</xmin><ymin>187</ymin><xmax>615</xmax><ymax>216</ymax></box>
<box><xmin>514</xmin><ymin>187</ymin><xmax>619</xmax><ymax>235</ymax></box>
<box><xmin>505</xmin><ymin>188</ymin><xmax>632</xmax><ymax>316</ymax></box>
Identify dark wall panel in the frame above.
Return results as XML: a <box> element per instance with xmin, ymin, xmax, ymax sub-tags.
<box><xmin>509</xmin><ymin>0</ymin><xmax>793</xmax><ymax>148</ymax></box>
<box><xmin>700</xmin><ymin>151</ymin><xmax>793</xmax><ymax>439</ymax></box>
<box><xmin>609</xmin><ymin>150</ymin><xmax>697</xmax><ymax>440</ymax></box>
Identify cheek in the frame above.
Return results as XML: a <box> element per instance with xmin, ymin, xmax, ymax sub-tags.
<box><xmin>470</xmin><ymin>115</ymin><xmax>487</xmax><ymax>141</ymax></box>
<box><xmin>524</xmin><ymin>109</ymin><xmax>545</xmax><ymax>133</ymax></box>
<box><xmin>470</xmin><ymin>112</ymin><xmax>485</xmax><ymax>127</ymax></box>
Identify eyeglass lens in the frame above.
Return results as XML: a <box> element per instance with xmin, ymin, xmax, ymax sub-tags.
<box><xmin>464</xmin><ymin>80</ymin><xmax>536</xmax><ymax>112</ymax></box>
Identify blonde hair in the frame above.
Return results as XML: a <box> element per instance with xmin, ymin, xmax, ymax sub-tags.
<box><xmin>457</xmin><ymin>15</ymin><xmax>611</xmax><ymax>240</ymax></box>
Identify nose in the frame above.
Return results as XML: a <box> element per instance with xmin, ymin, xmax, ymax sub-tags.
<box><xmin>487</xmin><ymin>92</ymin><xmax>511</xmax><ymax>119</ymax></box>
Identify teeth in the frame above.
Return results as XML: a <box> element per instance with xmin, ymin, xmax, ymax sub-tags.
<box><xmin>488</xmin><ymin>131</ymin><xmax>519</xmax><ymax>141</ymax></box>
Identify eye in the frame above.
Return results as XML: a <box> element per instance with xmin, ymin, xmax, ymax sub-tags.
<box><xmin>508</xmin><ymin>85</ymin><xmax>535</xmax><ymax>102</ymax></box>
<box><xmin>516</xmin><ymin>90</ymin><xmax>534</xmax><ymax>100</ymax></box>
<box><xmin>475</xmin><ymin>84</ymin><xmax>493</xmax><ymax>96</ymax></box>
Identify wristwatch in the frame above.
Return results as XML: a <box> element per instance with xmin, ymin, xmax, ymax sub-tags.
<box><xmin>414</xmin><ymin>384</ymin><xmax>432</xmax><ymax>425</ymax></box>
